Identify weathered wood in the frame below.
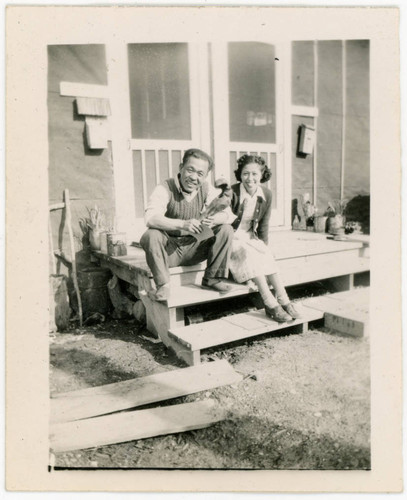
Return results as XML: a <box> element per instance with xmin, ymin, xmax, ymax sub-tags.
<box><xmin>302</xmin><ymin>288</ymin><xmax>369</xmax><ymax>316</ymax></box>
<box><xmin>325</xmin><ymin>311</ymin><xmax>368</xmax><ymax>337</ymax></box>
<box><xmin>303</xmin><ymin>287</ymin><xmax>369</xmax><ymax>337</ymax></box>
<box><xmin>280</xmin><ymin>256</ymin><xmax>369</xmax><ymax>287</ymax></box>
<box><xmin>50</xmin><ymin>359</ymin><xmax>241</xmax><ymax>423</ymax></box>
<box><xmin>63</xmin><ymin>189</ymin><xmax>83</xmax><ymax>326</ymax></box>
<box><xmin>85</xmin><ymin>116</ymin><xmax>110</xmax><ymax>149</ymax></box>
<box><xmin>139</xmin><ymin>290</ymin><xmax>170</xmax><ymax>340</ymax></box>
<box><xmin>48</xmin><ymin>215</ymin><xmax>56</xmax><ymax>274</ymax></box>
<box><xmin>49</xmin><ymin>275</ymin><xmax>70</xmax><ymax>332</ymax></box>
<box><xmin>49</xmin><ymin>202</ymin><xmax>65</xmax><ymax>211</ymax></box>
<box><xmin>60</xmin><ymin>81</ymin><xmax>109</xmax><ymax>98</ymax></box>
<box><xmin>76</xmin><ymin>97</ymin><xmax>111</xmax><ymax>116</ymax></box>
<box><xmin>169</xmin><ymin>305</ymin><xmax>323</xmax><ymax>354</ymax></box>
<box><xmin>50</xmin><ymin>399</ymin><xmax>224</xmax><ymax>453</ymax></box>
<box><xmin>167</xmin><ymin>281</ymin><xmax>250</xmax><ymax>308</ymax></box>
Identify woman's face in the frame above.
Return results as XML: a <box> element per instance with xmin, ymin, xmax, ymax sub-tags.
<box><xmin>241</xmin><ymin>162</ymin><xmax>263</xmax><ymax>194</ymax></box>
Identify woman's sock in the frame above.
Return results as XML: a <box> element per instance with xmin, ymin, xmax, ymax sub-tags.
<box><xmin>253</xmin><ymin>275</ymin><xmax>279</xmax><ymax>308</ymax></box>
<box><xmin>267</xmin><ymin>273</ymin><xmax>290</xmax><ymax>306</ymax></box>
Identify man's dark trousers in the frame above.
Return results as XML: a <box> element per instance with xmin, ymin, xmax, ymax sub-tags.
<box><xmin>140</xmin><ymin>224</ymin><xmax>234</xmax><ymax>287</ymax></box>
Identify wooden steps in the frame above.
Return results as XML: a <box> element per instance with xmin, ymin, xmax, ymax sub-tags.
<box><xmin>93</xmin><ymin>231</ymin><xmax>370</xmax><ymax>351</ymax></box>
<box><xmin>302</xmin><ymin>287</ymin><xmax>369</xmax><ymax>337</ymax></box>
<box><xmin>50</xmin><ymin>360</ymin><xmax>242</xmax><ymax>424</ymax></box>
<box><xmin>168</xmin><ymin>304</ymin><xmax>324</xmax><ymax>366</ymax></box>
<box><xmin>50</xmin><ymin>399</ymin><xmax>224</xmax><ymax>453</ymax></box>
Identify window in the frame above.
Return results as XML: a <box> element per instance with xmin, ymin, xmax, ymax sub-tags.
<box><xmin>128</xmin><ymin>43</ymin><xmax>191</xmax><ymax>140</ymax></box>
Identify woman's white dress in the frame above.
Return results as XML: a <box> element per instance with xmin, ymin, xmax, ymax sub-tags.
<box><xmin>229</xmin><ymin>189</ymin><xmax>279</xmax><ymax>283</ymax></box>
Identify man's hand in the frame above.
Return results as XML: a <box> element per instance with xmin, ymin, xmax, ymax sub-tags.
<box><xmin>183</xmin><ymin>219</ymin><xmax>203</xmax><ymax>234</ymax></box>
<box><xmin>201</xmin><ymin>216</ymin><xmax>215</xmax><ymax>228</ymax></box>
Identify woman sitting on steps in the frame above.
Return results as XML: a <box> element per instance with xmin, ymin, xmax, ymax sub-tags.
<box><xmin>229</xmin><ymin>154</ymin><xmax>300</xmax><ymax>323</ymax></box>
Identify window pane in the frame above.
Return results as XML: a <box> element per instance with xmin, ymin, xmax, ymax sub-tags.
<box><xmin>128</xmin><ymin>43</ymin><xmax>191</xmax><ymax>140</ymax></box>
<box><xmin>228</xmin><ymin>42</ymin><xmax>276</xmax><ymax>144</ymax></box>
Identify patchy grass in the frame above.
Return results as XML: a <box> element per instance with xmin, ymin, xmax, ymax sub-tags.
<box><xmin>50</xmin><ymin>318</ymin><xmax>370</xmax><ymax>470</ymax></box>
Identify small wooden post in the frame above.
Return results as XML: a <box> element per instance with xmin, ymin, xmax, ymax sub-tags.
<box><xmin>63</xmin><ymin>189</ymin><xmax>83</xmax><ymax>327</ymax></box>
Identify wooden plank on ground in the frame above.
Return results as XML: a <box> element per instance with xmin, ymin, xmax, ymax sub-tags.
<box><xmin>50</xmin><ymin>360</ymin><xmax>242</xmax><ymax>424</ymax></box>
<box><xmin>169</xmin><ymin>304</ymin><xmax>323</xmax><ymax>352</ymax></box>
<box><xmin>303</xmin><ymin>287</ymin><xmax>369</xmax><ymax>337</ymax></box>
<box><xmin>325</xmin><ymin>311</ymin><xmax>368</xmax><ymax>337</ymax></box>
<box><xmin>50</xmin><ymin>399</ymin><xmax>224</xmax><ymax>453</ymax></box>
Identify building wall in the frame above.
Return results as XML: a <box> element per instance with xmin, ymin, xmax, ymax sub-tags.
<box><xmin>291</xmin><ymin>40</ymin><xmax>370</xmax><ymax>218</ymax></box>
<box><xmin>48</xmin><ymin>44</ymin><xmax>115</xmax><ymax>268</ymax></box>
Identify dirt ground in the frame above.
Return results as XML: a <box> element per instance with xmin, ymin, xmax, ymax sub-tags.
<box><xmin>50</xmin><ymin>295</ymin><xmax>370</xmax><ymax>470</ymax></box>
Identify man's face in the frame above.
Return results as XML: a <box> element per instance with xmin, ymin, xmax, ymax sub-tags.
<box><xmin>179</xmin><ymin>156</ymin><xmax>210</xmax><ymax>193</ymax></box>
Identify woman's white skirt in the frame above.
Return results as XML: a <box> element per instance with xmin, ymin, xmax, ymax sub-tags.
<box><xmin>229</xmin><ymin>233</ymin><xmax>279</xmax><ymax>283</ymax></box>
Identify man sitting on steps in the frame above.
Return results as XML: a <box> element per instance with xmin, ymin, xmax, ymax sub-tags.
<box><xmin>140</xmin><ymin>148</ymin><xmax>235</xmax><ymax>302</ymax></box>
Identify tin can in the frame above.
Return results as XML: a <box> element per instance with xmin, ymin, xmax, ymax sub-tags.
<box><xmin>107</xmin><ymin>232</ymin><xmax>127</xmax><ymax>256</ymax></box>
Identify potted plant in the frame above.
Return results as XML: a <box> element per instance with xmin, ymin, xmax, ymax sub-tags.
<box><xmin>81</xmin><ymin>206</ymin><xmax>106</xmax><ymax>251</ymax></box>
<box><xmin>325</xmin><ymin>199</ymin><xmax>348</xmax><ymax>235</ymax></box>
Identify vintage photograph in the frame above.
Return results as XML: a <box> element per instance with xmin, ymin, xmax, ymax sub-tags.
<box><xmin>6</xmin><ymin>4</ymin><xmax>402</xmax><ymax>493</ymax></box>
<box><xmin>48</xmin><ymin>38</ymin><xmax>371</xmax><ymax>469</ymax></box>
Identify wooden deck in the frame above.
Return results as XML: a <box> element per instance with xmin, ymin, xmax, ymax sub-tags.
<box><xmin>93</xmin><ymin>230</ymin><xmax>369</xmax><ymax>363</ymax></box>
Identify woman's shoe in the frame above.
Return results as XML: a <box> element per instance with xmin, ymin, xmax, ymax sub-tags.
<box><xmin>265</xmin><ymin>305</ymin><xmax>292</xmax><ymax>323</ymax></box>
<box><xmin>282</xmin><ymin>302</ymin><xmax>301</xmax><ymax>319</ymax></box>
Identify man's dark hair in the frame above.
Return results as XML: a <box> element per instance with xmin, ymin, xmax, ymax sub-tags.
<box><xmin>182</xmin><ymin>148</ymin><xmax>214</xmax><ymax>172</ymax></box>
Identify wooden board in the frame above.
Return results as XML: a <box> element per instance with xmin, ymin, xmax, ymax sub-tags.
<box><xmin>76</xmin><ymin>97</ymin><xmax>111</xmax><ymax>116</ymax></box>
<box><xmin>50</xmin><ymin>360</ymin><xmax>241</xmax><ymax>424</ymax></box>
<box><xmin>50</xmin><ymin>399</ymin><xmax>224</xmax><ymax>453</ymax></box>
<box><xmin>60</xmin><ymin>81</ymin><xmax>109</xmax><ymax>98</ymax></box>
<box><xmin>303</xmin><ymin>287</ymin><xmax>369</xmax><ymax>337</ymax></box>
<box><xmin>325</xmin><ymin>312</ymin><xmax>368</xmax><ymax>337</ymax></box>
<box><xmin>167</xmin><ymin>282</ymin><xmax>251</xmax><ymax>308</ymax></box>
<box><xmin>302</xmin><ymin>288</ymin><xmax>369</xmax><ymax>316</ymax></box>
<box><xmin>93</xmin><ymin>232</ymin><xmax>369</xmax><ymax>289</ymax></box>
<box><xmin>169</xmin><ymin>304</ymin><xmax>323</xmax><ymax>352</ymax></box>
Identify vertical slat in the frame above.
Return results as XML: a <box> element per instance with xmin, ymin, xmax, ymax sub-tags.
<box><xmin>340</xmin><ymin>40</ymin><xmax>347</xmax><ymax>200</ymax></box>
<box><xmin>154</xmin><ymin>149</ymin><xmax>160</xmax><ymax>185</ymax></box>
<box><xmin>281</xmin><ymin>41</ymin><xmax>293</xmax><ymax>228</ymax></box>
<box><xmin>141</xmin><ymin>150</ymin><xmax>148</xmax><ymax>210</ymax></box>
<box><xmin>196</xmin><ymin>42</ymin><xmax>211</xmax><ymax>154</ymax></box>
<box><xmin>64</xmin><ymin>189</ymin><xmax>83</xmax><ymax>327</ymax></box>
<box><xmin>168</xmin><ymin>150</ymin><xmax>173</xmax><ymax>178</ymax></box>
<box><xmin>48</xmin><ymin>214</ymin><xmax>56</xmax><ymax>275</ymax></box>
<box><xmin>211</xmin><ymin>42</ymin><xmax>230</xmax><ymax>181</ymax></box>
<box><xmin>160</xmin><ymin>55</ymin><xmax>167</xmax><ymax>120</ymax></box>
<box><xmin>188</xmin><ymin>43</ymin><xmax>200</xmax><ymax>145</ymax></box>
<box><xmin>106</xmin><ymin>41</ymin><xmax>136</xmax><ymax>234</ymax></box>
<box><xmin>313</xmin><ymin>40</ymin><xmax>319</xmax><ymax>206</ymax></box>
<box><xmin>144</xmin><ymin>69</ymin><xmax>150</xmax><ymax>123</ymax></box>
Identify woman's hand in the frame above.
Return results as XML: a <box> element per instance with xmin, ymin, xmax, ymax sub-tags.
<box><xmin>201</xmin><ymin>216</ymin><xmax>215</xmax><ymax>228</ymax></box>
<box><xmin>183</xmin><ymin>219</ymin><xmax>202</xmax><ymax>234</ymax></box>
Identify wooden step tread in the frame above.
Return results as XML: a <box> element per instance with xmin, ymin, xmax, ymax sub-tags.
<box><xmin>50</xmin><ymin>359</ymin><xmax>242</xmax><ymax>424</ymax></box>
<box><xmin>50</xmin><ymin>399</ymin><xmax>224</xmax><ymax>453</ymax></box>
<box><xmin>168</xmin><ymin>304</ymin><xmax>323</xmax><ymax>351</ymax></box>
<box><xmin>167</xmin><ymin>257</ymin><xmax>369</xmax><ymax>307</ymax></box>
<box><xmin>167</xmin><ymin>281</ymin><xmax>253</xmax><ymax>307</ymax></box>
<box><xmin>302</xmin><ymin>287</ymin><xmax>369</xmax><ymax>316</ymax></box>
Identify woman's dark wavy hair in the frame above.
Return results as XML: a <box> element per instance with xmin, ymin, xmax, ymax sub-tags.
<box><xmin>234</xmin><ymin>154</ymin><xmax>272</xmax><ymax>183</ymax></box>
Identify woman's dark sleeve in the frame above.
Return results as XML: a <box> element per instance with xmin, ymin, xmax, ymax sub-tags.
<box><xmin>257</xmin><ymin>193</ymin><xmax>272</xmax><ymax>245</ymax></box>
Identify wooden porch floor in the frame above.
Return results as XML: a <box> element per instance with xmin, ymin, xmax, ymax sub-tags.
<box><xmin>96</xmin><ymin>230</ymin><xmax>369</xmax><ymax>289</ymax></box>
